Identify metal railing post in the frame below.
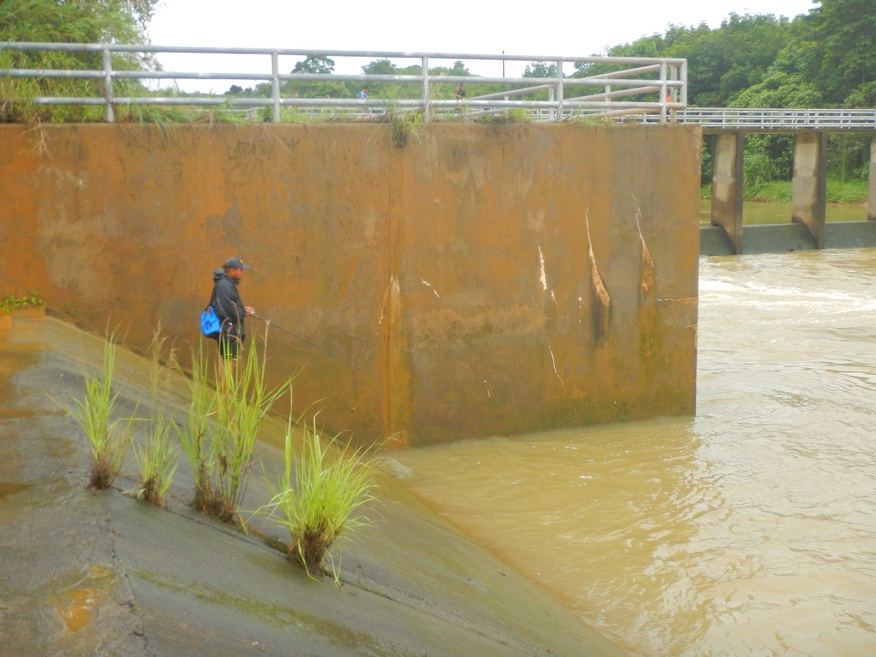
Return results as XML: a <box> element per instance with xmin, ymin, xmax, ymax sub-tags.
<box><xmin>669</xmin><ymin>63</ymin><xmax>679</xmax><ymax>123</ymax></box>
<box><xmin>659</xmin><ymin>62</ymin><xmax>667</xmax><ymax>124</ymax></box>
<box><xmin>102</xmin><ymin>48</ymin><xmax>115</xmax><ymax>123</ymax></box>
<box><xmin>555</xmin><ymin>59</ymin><xmax>564</xmax><ymax>121</ymax></box>
<box><xmin>680</xmin><ymin>60</ymin><xmax>688</xmax><ymax>106</ymax></box>
<box><xmin>422</xmin><ymin>56</ymin><xmax>430</xmax><ymax>122</ymax></box>
<box><xmin>271</xmin><ymin>51</ymin><xmax>280</xmax><ymax>123</ymax></box>
<box><xmin>502</xmin><ymin>51</ymin><xmax>508</xmax><ymax>101</ymax></box>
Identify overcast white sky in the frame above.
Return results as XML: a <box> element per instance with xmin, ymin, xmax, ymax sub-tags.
<box><xmin>146</xmin><ymin>0</ymin><xmax>817</xmax><ymax>92</ymax></box>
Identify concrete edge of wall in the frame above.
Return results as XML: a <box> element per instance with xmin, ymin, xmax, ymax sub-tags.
<box><xmin>700</xmin><ymin>221</ymin><xmax>876</xmax><ymax>256</ymax></box>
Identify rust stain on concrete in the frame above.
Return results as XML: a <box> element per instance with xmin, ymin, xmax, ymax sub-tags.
<box><xmin>0</xmin><ymin>123</ymin><xmax>701</xmax><ymax>445</ymax></box>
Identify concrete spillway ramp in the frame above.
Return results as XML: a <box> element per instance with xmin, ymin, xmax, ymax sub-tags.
<box><xmin>0</xmin><ymin>312</ymin><xmax>624</xmax><ymax>657</ymax></box>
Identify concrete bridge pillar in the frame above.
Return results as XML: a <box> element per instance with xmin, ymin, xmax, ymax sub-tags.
<box><xmin>868</xmin><ymin>136</ymin><xmax>876</xmax><ymax>222</ymax></box>
<box><xmin>792</xmin><ymin>132</ymin><xmax>827</xmax><ymax>247</ymax></box>
<box><xmin>710</xmin><ymin>133</ymin><xmax>744</xmax><ymax>254</ymax></box>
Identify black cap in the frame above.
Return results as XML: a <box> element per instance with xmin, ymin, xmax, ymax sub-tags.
<box><xmin>223</xmin><ymin>257</ymin><xmax>251</xmax><ymax>270</ymax></box>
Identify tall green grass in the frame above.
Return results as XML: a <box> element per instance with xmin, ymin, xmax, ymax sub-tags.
<box><xmin>700</xmin><ymin>178</ymin><xmax>868</xmax><ymax>204</ymax></box>
<box><xmin>179</xmin><ymin>339</ymin><xmax>216</xmax><ymax>507</ymax></box>
<box><xmin>134</xmin><ymin>327</ymin><xmax>179</xmax><ymax>507</ymax></box>
<box><xmin>1</xmin><ymin>0</ymin><xmax>155</xmax><ymax>123</ymax></box>
<box><xmin>68</xmin><ymin>332</ymin><xmax>131</xmax><ymax>489</ymax></box>
<box><xmin>196</xmin><ymin>330</ymin><xmax>291</xmax><ymax>523</ymax></box>
<box><xmin>258</xmin><ymin>411</ymin><xmax>378</xmax><ymax>576</ymax></box>
<box><xmin>135</xmin><ymin>412</ymin><xmax>178</xmax><ymax>506</ymax></box>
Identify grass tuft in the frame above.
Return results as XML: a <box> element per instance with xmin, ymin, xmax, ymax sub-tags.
<box><xmin>179</xmin><ymin>339</ymin><xmax>215</xmax><ymax>509</ymax></box>
<box><xmin>195</xmin><ymin>328</ymin><xmax>291</xmax><ymax>524</ymax></box>
<box><xmin>388</xmin><ymin>109</ymin><xmax>424</xmax><ymax>148</ymax></box>
<box><xmin>0</xmin><ymin>292</ymin><xmax>43</xmax><ymax>314</ymax></box>
<box><xmin>134</xmin><ymin>326</ymin><xmax>179</xmax><ymax>506</ymax></box>
<box><xmin>135</xmin><ymin>413</ymin><xmax>178</xmax><ymax>507</ymax></box>
<box><xmin>475</xmin><ymin>108</ymin><xmax>532</xmax><ymax>125</ymax></box>
<box><xmin>68</xmin><ymin>332</ymin><xmax>131</xmax><ymax>489</ymax></box>
<box><xmin>566</xmin><ymin>114</ymin><xmax>613</xmax><ymax>127</ymax></box>
<box><xmin>258</xmin><ymin>409</ymin><xmax>378</xmax><ymax>577</ymax></box>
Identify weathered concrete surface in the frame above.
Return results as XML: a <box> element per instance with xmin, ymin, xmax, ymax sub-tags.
<box><xmin>791</xmin><ymin>132</ymin><xmax>827</xmax><ymax>248</ymax></box>
<box><xmin>700</xmin><ymin>223</ymin><xmax>815</xmax><ymax>256</ymax></box>
<box><xmin>0</xmin><ymin>123</ymin><xmax>700</xmax><ymax>444</ymax></box>
<box><xmin>710</xmin><ymin>133</ymin><xmax>744</xmax><ymax>254</ymax></box>
<box><xmin>0</xmin><ymin>312</ymin><xmax>625</xmax><ymax>657</ymax></box>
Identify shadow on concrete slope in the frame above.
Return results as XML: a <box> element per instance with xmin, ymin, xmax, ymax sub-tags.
<box><xmin>0</xmin><ymin>312</ymin><xmax>624</xmax><ymax>657</ymax></box>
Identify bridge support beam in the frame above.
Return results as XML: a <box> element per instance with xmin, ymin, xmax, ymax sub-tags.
<box><xmin>868</xmin><ymin>136</ymin><xmax>876</xmax><ymax>222</ymax></box>
<box><xmin>710</xmin><ymin>133</ymin><xmax>744</xmax><ymax>254</ymax></box>
<box><xmin>791</xmin><ymin>132</ymin><xmax>827</xmax><ymax>248</ymax></box>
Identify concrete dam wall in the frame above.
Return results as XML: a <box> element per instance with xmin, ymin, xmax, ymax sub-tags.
<box><xmin>0</xmin><ymin>123</ymin><xmax>701</xmax><ymax>445</ymax></box>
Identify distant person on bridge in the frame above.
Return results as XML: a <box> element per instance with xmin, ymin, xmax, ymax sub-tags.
<box><xmin>210</xmin><ymin>257</ymin><xmax>255</xmax><ymax>363</ymax></box>
<box><xmin>664</xmin><ymin>91</ymin><xmax>677</xmax><ymax>123</ymax></box>
<box><xmin>359</xmin><ymin>86</ymin><xmax>369</xmax><ymax>100</ymax></box>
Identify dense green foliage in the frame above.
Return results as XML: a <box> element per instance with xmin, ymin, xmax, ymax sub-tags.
<box><xmin>600</xmin><ymin>1</ymin><xmax>873</xmax><ymax>186</ymax></box>
<box><xmin>599</xmin><ymin>1</ymin><xmax>873</xmax><ymax>109</ymax></box>
<box><xmin>0</xmin><ymin>0</ymin><xmax>156</xmax><ymax>43</ymax></box>
<box><xmin>0</xmin><ymin>0</ymin><xmax>159</xmax><ymax>121</ymax></box>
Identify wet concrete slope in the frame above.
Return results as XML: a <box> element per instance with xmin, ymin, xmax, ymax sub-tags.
<box><xmin>0</xmin><ymin>312</ymin><xmax>624</xmax><ymax>657</ymax></box>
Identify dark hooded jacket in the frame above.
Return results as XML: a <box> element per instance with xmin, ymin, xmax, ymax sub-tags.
<box><xmin>210</xmin><ymin>269</ymin><xmax>246</xmax><ymax>339</ymax></box>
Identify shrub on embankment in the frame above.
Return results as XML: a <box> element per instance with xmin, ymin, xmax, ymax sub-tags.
<box><xmin>699</xmin><ymin>178</ymin><xmax>868</xmax><ymax>204</ymax></box>
<box><xmin>0</xmin><ymin>293</ymin><xmax>43</xmax><ymax>314</ymax></box>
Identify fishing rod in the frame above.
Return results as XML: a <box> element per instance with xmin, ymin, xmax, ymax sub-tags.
<box><xmin>251</xmin><ymin>314</ymin><xmax>361</xmax><ymax>371</ymax></box>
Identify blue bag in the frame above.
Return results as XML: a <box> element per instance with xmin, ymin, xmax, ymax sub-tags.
<box><xmin>200</xmin><ymin>305</ymin><xmax>221</xmax><ymax>338</ymax></box>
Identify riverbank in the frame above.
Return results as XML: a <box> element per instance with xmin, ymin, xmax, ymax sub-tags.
<box><xmin>699</xmin><ymin>178</ymin><xmax>868</xmax><ymax>204</ymax></box>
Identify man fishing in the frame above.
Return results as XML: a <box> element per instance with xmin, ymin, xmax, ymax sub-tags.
<box><xmin>210</xmin><ymin>257</ymin><xmax>255</xmax><ymax>362</ymax></box>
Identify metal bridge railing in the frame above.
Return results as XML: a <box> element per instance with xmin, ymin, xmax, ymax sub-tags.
<box><xmin>0</xmin><ymin>42</ymin><xmax>687</xmax><ymax>123</ymax></box>
<box><xmin>631</xmin><ymin>107</ymin><xmax>876</xmax><ymax>131</ymax></box>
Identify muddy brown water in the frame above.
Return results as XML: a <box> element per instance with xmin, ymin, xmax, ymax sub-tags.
<box><xmin>389</xmin><ymin>248</ymin><xmax>876</xmax><ymax>657</ymax></box>
<box><xmin>699</xmin><ymin>199</ymin><xmax>867</xmax><ymax>225</ymax></box>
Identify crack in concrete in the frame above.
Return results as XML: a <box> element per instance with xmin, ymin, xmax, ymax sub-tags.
<box><xmin>102</xmin><ymin>503</ymin><xmax>155</xmax><ymax>657</ymax></box>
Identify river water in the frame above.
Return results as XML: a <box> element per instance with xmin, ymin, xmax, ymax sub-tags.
<box><xmin>699</xmin><ymin>199</ymin><xmax>867</xmax><ymax>224</ymax></box>
<box><xmin>389</xmin><ymin>248</ymin><xmax>876</xmax><ymax>657</ymax></box>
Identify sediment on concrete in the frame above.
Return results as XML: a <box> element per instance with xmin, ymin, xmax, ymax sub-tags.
<box><xmin>0</xmin><ymin>313</ymin><xmax>624</xmax><ymax>657</ymax></box>
<box><xmin>0</xmin><ymin>122</ymin><xmax>700</xmax><ymax>444</ymax></box>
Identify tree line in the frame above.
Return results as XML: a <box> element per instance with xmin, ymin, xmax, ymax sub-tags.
<box><xmin>599</xmin><ymin>1</ymin><xmax>873</xmax><ymax>186</ymax></box>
